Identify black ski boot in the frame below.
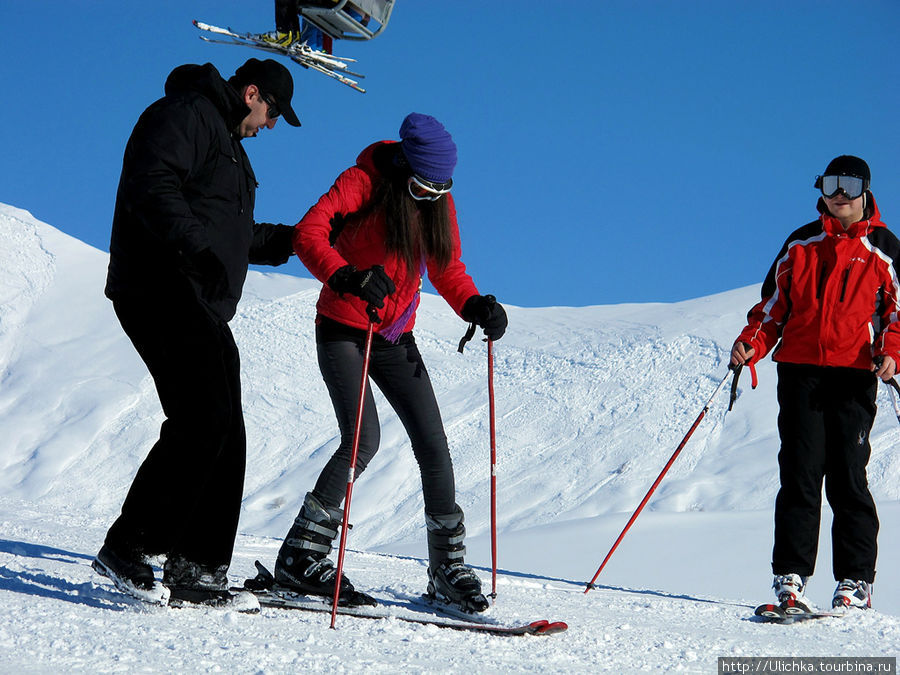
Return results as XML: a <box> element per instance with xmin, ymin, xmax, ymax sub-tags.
<box><xmin>163</xmin><ymin>554</ymin><xmax>259</xmax><ymax>613</ymax></box>
<box><xmin>425</xmin><ymin>505</ymin><xmax>489</xmax><ymax>614</ymax></box>
<box><xmin>92</xmin><ymin>542</ymin><xmax>170</xmax><ymax>605</ymax></box>
<box><xmin>273</xmin><ymin>492</ymin><xmax>376</xmax><ymax>607</ymax></box>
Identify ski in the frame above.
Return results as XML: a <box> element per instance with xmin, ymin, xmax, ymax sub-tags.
<box><xmin>193</xmin><ymin>20</ymin><xmax>367</xmax><ymax>93</ymax></box>
<box><xmin>167</xmin><ymin>590</ymin><xmax>261</xmax><ymax>614</ymax></box>
<box><xmin>93</xmin><ymin>559</ymin><xmax>261</xmax><ymax>613</ymax></box>
<box><xmin>237</xmin><ymin>561</ymin><xmax>566</xmax><ymax>636</ymax></box>
<box><xmin>420</xmin><ymin>591</ymin><xmax>493</xmax><ymax>622</ymax></box>
<box><xmin>237</xmin><ymin>588</ymin><xmax>567</xmax><ymax>635</ymax></box>
<box><xmin>753</xmin><ymin>602</ymin><xmax>848</xmax><ymax>624</ymax></box>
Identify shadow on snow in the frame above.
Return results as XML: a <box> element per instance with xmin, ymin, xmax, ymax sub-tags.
<box><xmin>0</xmin><ymin>538</ymin><xmax>132</xmax><ymax>611</ymax></box>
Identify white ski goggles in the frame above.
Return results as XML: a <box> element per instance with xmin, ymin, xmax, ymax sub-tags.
<box><xmin>815</xmin><ymin>174</ymin><xmax>867</xmax><ymax>200</ymax></box>
<box><xmin>407</xmin><ymin>174</ymin><xmax>452</xmax><ymax>201</ymax></box>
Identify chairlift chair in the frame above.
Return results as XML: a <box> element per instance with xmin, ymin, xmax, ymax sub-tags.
<box><xmin>299</xmin><ymin>0</ymin><xmax>395</xmax><ymax>41</ymax></box>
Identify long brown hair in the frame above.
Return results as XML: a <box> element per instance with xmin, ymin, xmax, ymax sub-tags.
<box><xmin>346</xmin><ymin>144</ymin><xmax>454</xmax><ymax>274</ymax></box>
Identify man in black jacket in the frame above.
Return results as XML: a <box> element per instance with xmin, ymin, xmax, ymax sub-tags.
<box><xmin>94</xmin><ymin>58</ymin><xmax>301</xmax><ymax>609</ymax></box>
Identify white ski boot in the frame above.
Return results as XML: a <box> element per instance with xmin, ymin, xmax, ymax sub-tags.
<box><xmin>832</xmin><ymin>579</ymin><xmax>872</xmax><ymax>609</ymax></box>
<box><xmin>773</xmin><ymin>573</ymin><xmax>812</xmax><ymax>614</ymax></box>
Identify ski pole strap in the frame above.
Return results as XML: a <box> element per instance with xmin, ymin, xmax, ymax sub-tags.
<box><xmin>458</xmin><ymin>322</ymin><xmax>477</xmax><ymax>353</ymax></box>
<box><xmin>727</xmin><ymin>361</ymin><xmax>758</xmax><ymax>411</ymax></box>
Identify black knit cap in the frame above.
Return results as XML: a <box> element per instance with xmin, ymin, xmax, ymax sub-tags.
<box><xmin>823</xmin><ymin>155</ymin><xmax>870</xmax><ymax>182</ymax></box>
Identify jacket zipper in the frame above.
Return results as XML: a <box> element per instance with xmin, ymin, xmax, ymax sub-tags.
<box><xmin>816</xmin><ymin>262</ymin><xmax>828</xmax><ymax>299</ymax></box>
<box><xmin>839</xmin><ymin>268</ymin><xmax>850</xmax><ymax>302</ymax></box>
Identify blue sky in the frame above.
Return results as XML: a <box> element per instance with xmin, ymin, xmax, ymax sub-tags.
<box><xmin>3</xmin><ymin>1</ymin><xmax>900</xmax><ymax>308</ymax></box>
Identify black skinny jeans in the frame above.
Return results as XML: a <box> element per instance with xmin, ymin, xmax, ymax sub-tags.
<box><xmin>773</xmin><ymin>363</ymin><xmax>879</xmax><ymax>583</ymax></box>
<box><xmin>104</xmin><ymin>295</ymin><xmax>246</xmax><ymax>569</ymax></box>
<box><xmin>311</xmin><ymin>319</ymin><xmax>456</xmax><ymax>516</ymax></box>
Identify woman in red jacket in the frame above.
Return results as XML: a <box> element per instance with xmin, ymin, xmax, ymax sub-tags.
<box><xmin>732</xmin><ymin>155</ymin><xmax>900</xmax><ymax>613</ymax></box>
<box><xmin>272</xmin><ymin>113</ymin><xmax>507</xmax><ymax>613</ymax></box>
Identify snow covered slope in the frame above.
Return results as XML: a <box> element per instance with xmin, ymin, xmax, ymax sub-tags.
<box><xmin>1</xmin><ymin>203</ymin><xmax>898</xmax><ymax>672</ymax></box>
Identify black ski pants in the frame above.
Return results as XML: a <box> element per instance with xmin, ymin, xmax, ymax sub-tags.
<box><xmin>773</xmin><ymin>363</ymin><xmax>879</xmax><ymax>583</ymax></box>
<box><xmin>275</xmin><ymin>0</ymin><xmax>301</xmax><ymax>32</ymax></box>
<box><xmin>104</xmin><ymin>295</ymin><xmax>246</xmax><ymax>569</ymax></box>
<box><xmin>311</xmin><ymin>321</ymin><xmax>456</xmax><ymax>516</ymax></box>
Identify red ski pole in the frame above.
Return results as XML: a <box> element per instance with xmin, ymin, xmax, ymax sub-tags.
<box><xmin>330</xmin><ymin>318</ymin><xmax>376</xmax><ymax>628</ymax></box>
<box><xmin>584</xmin><ymin>368</ymin><xmax>736</xmax><ymax>594</ymax></box>
<box><xmin>487</xmin><ymin>339</ymin><xmax>498</xmax><ymax>598</ymax></box>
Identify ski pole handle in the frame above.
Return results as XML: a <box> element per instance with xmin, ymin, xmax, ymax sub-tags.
<box><xmin>365</xmin><ymin>303</ymin><xmax>382</xmax><ymax>324</ymax></box>
<box><xmin>728</xmin><ymin>363</ymin><xmax>743</xmax><ymax>411</ymax></box>
<box><xmin>727</xmin><ymin>359</ymin><xmax>756</xmax><ymax>410</ymax></box>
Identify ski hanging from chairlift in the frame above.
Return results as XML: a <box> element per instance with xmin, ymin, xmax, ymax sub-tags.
<box><xmin>194</xmin><ymin>1</ymin><xmax>396</xmax><ymax>93</ymax></box>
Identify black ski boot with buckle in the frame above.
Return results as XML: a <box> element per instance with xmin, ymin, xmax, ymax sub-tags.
<box><xmin>273</xmin><ymin>492</ymin><xmax>376</xmax><ymax>607</ymax></box>
<box><xmin>163</xmin><ymin>553</ymin><xmax>259</xmax><ymax>613</ymax></box>
<box><xmin>425</xmin><ymin>505</ymin><xmax>489</xmax><ymax>614</ymax></box>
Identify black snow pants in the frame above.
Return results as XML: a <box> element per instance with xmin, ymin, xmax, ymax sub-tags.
<box><xmin>275</xmin><ymin>0</ymin><xmax>301</xmax><ymax>32</ymax></box>
<box><xmin>773</xmin><ymin>363</ymin><xmax>879</xmax><ymax>583</ymax></box>
<box><xmin>310</xmin><ymin>317</ymin><xmax>456</xmax><ymax>515</ymax></box>
<box><xmin>104</xmin><ymin>294</ymin><xmax>246</xmax><ymax>569</ymax></box>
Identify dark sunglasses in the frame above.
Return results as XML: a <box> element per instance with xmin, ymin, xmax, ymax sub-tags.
<box><xmin>260</xmin><ymin>92</ymin><xmax>281</xmax><ymax>120</ymax></box>
<box><xmin>815</xmin><ymin>174</ymin><xmax>867</xmax><ymax>200</ymax></box>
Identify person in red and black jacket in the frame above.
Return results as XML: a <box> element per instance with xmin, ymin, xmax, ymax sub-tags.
<box><xmin>271</xmin><ymin>113</ymin><xmax>507</xmax><ymax>613</ymax></box>
<box><xmin>731</xmin><ymin>155</ymin><xmax>900</xmax><ymax>612</ymax></box>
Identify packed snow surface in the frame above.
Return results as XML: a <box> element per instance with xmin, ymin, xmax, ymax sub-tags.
<box><xmin>1</xmin><ymin>203</ymin><xmax>898</xmax><ymax>672</ymax></box>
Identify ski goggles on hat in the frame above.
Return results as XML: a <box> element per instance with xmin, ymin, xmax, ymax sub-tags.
<box><xmin>260</xmin><ymin>92</ymin><xmax>281</xmax><ymax>120</ymax></box>
<box><xmin>815</xmin><ymin>174</ymin><xmax>867</xmax><ymax>200</ymax></box>
<box><xmin>407</xmin><ymin>174</ymin><xmax>453</xmax><ymax>201</ymax></box>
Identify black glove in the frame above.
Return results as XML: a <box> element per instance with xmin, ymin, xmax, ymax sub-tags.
<box><xmin>462</xmin><ymin>294</ymin><xmax>508</xmax><ymax>341</ymax></box>
<box><xmin>183</xmin><ymin>248</ymin><xmax>230</xmax><ymax>303</ymax></box>
<box><xmin>328</xmin><ymin>264</ymin><xmax>396</xmax><ymax>309</ymax></box>
<box><xmin>250</xmin><ymin>223</ymin><xmax>295</xmax><ymax>266</ymax></box>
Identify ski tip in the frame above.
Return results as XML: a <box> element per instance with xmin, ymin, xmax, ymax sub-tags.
<box><xmin>753</xmin><ymin>603</ymin><xmax>787</xmax><ymax>621</ymax></box>
<box><xmin>754</xmin><ymin>603</ymin><xmax>781</xmax><ymax>614</ymax></box>
<box><xmin>526</xmin><ymin>620</ymin><xmax>568</xmax><ymax>635</ymax></box>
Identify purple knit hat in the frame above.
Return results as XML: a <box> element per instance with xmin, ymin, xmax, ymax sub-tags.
<box><xmin>398</xmin><ymin>113</ymin><xmax>457</xmax><ymax>183</ymax></box>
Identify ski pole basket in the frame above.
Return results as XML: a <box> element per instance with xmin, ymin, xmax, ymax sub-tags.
<box><xmin>300</xmin><ymin>0</ymin><xmax>395</xmax><ymax>41</ymax></box>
